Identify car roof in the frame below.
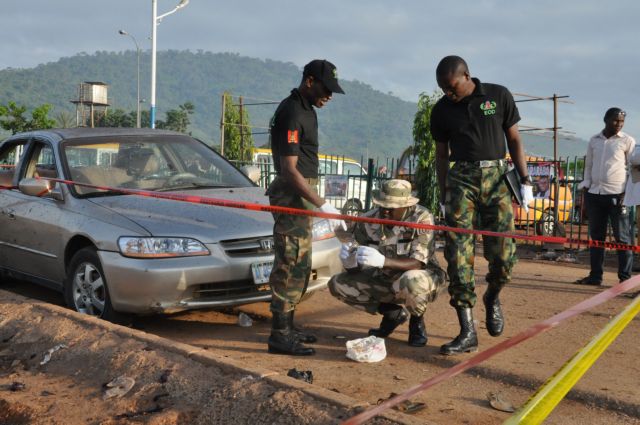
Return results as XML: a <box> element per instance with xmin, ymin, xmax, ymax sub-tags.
<box><xmin>3</xmin><ymin>128</ymin><xmax>187</xmax><ymax>143</ymax></box>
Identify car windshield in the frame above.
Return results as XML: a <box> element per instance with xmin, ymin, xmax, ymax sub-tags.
<box><xmin>62</xmin><ymin>134</ymin><xmax>252</xmax><ymax>196</ymax></box>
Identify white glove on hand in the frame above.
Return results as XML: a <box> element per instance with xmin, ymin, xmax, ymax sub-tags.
<box><xmin>520</xmin><ymin>184</ymin><xmax>534</xmax><ymax>214</ymax></box>
<box><xmin>356</xmin><ymin>246</ymin><xmax>386</xmax><ymax>269</ymax></box>
<box><xmin>319</xmin><ymin>202</ymin><xmax>347</xmax><ymax>231</ymax></box>
<box><xmin>339</xmin><ymin>243</ymin><xmax>351</xmax><ymax>262</ymax></box>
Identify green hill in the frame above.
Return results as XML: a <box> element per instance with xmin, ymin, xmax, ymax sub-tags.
<box><xmin>0</xmin><ymin>50</ymin><xmax>588</xmax><ymax>162</ymax></box>
<box><xmin>0</xmin><ymin>51</ymin><xmax>417</xmax><ymax>160</ymax></box>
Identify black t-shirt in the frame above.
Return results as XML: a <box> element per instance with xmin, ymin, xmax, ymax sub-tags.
<box><xmin>430</xmin><ymin>78</ymin><xmax>520</xmax><ymax>161</ymax></box>
<box><xmin>269</xmin><ymin>89</ymin><xmax>319</xmax><ymax>178</ymax></box>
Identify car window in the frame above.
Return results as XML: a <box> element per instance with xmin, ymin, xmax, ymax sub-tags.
<box><xmin>0</xmin><ymin>141</ymin><xmax>27</xmax><ymax>187</ymax></box>
<box><xmin>63</xmin><ymin>134</ymin><xmax>252</xmax><ymax>196</ymax></box>
<box><xmin>343</xmin><ymin>162</ymin><xmax>363</xmax><ymax>176</ymax></box>
<box><xmin>319</xmin><ymin>159</ymin><xmax>339</xmax><ymax>175</ymax></box>
<box><xmin>22</xmin><ymin>142</ymin><xmax>59</xmax><ymax>194</ymax></box>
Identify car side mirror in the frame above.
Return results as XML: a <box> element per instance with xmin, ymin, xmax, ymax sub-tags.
<box><xmin>240</xmin><ymin>165</ymin><xmax>261</xmax><ymax>184</ymax></box>
<box><xmin>18</xmin><ymin>178</ymin><xmax>64</xmax><ymax>201</ymax></box>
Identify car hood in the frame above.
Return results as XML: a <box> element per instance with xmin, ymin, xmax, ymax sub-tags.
<box><xmin>88</xmin><ymin>187</ymin><xmax>276</xmax><ymax>243</ymax></box>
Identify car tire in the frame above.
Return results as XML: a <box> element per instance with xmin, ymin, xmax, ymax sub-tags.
<box><xmin>64</xmin><ymin>247</ymin><xmax>131</xmax><ymax>325</ymax></box>
<box><xmin>535</xmin><ymin>212</ymin><xmax>566</xmax><ymax>237</ymax></box>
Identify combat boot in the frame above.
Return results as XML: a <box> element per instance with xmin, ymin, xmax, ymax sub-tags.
<box><xmin>368</xmin><ymin>303</ymin><xmax>408</xmax><ymax>338</ymax></box>
<box><xmin>408</xmin><ymin>315</ymin><xmax>427</xmax><ymax>347</ymax></box>
<box><xmin>268</xmin><ymin>311</ymin><xmax>315</xmax><ymax>356</ymax></box>
<box><xmin>439</xmin><ymin>307</ymin><xmax>478</xmax><ymax>355</ymax></box>
<box><xmin>290</xmin><ymin>310</ymin><xmax>317</xmax><ymax>344</ymax></box>
<box><xmin>483</xmin><ymin>287</ymin><xmax>504</xmax><ymax>337</ymax></box>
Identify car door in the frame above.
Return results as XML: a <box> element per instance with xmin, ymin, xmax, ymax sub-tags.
<box><xmin>0</xmin><ymin>138</ymin><xmax>66</xmax><ymax>284</ymax></box>
<box><xmin>0</xmin><ymin>139</ymin><xmax>30</xmax><ymax>272</ymax></box>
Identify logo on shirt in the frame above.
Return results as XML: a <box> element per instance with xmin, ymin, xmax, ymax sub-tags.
<box><xmin>480</xmin><ymin>100</ymin><xmax>497</xmax><ymax>116</ymax></box>
<box><xmin>287</xmin><ymin>130</ymin><xmax>299</xmax><ymax>144</ymax></box>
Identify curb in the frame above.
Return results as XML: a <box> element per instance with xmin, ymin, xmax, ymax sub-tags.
<box><xmin>4</xmin><ymin>291</ymin><xmax>429</xmax><ymax>425</ymax></box>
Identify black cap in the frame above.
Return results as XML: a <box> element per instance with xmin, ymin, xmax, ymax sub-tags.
<box><xmin>303</xmin><ymin>59</ymin><xmax>345</xmax><ymax>94</ymax></box>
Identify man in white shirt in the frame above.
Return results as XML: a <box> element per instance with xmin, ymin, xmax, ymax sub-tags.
<box><xmin>576</xmin><ymin>108</ymin><xmax>635</xmax><ymax>286</ymax></box>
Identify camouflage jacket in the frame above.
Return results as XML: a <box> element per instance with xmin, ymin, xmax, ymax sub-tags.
<box><xmin>352</xmin><ymin>205</ymin><xmax>440</xmax><ymax>275</ymax></box>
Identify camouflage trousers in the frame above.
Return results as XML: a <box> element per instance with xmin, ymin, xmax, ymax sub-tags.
<box><xmin>328</xmin><ymin>267</ymin><xmax>447</xmax><ymax>316</ymax></box>
<box><xmin>267</xmin><ymin>177</ymin><xmax>316</xmax><ymax>314</ymax></box>
<box><xmin>444</xmin><ymin>161</ymin><xmax>517</xmax><ymax>308</ymax></box>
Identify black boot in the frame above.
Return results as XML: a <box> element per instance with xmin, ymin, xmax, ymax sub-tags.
<box><xmin>268</xmin><ymin>311</ymin><xmax>315</xmax><ymax>356</ymax></box>
<box><xmin>368</xmin><ymin>303</ymin><xmax>408</xmax><ymax>338</ymax></box>
<box><xmin>291</xmin><ymin>310</ymin><xmax>317</xmax><ymax>344</ymax></box>
<box><xmin>408</xmin><ymin>315</ymin><xmax>427</xmax><ymax>347</ymax></box>
<box><xmin>483</xmin><ymin>287</ymin><xmax>504</xmax><ymax>337</ymax></box>
<box><xmin>439</xmin><ymin>307</ymin><xmax>478</xmax><ymax>355</ymax></box>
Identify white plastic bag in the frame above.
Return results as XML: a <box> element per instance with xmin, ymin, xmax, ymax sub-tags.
<box><xmin>345</xmin><ymin>336</ymin><xmax>386</xmax><ymax>363</ymax></box>
<box><xmin>237</xmin><ymin>312</ymin><xmax>253</xmax><ymax>327</ymax></box>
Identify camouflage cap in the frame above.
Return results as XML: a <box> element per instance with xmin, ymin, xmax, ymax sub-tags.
<box><xmin>372</xmin><ymin>179</ymin><xmax>419</xmax><ymax>208</ymax></box>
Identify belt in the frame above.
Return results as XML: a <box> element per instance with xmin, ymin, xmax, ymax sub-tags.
<box><xmin>460</xmin><ymin>159</ymin><xmax>505</xmax><ymax>168</ymax></box>
<box><xmin>275</xmin><ymin>175</ymin><xmax>318</xmax><ymax>185</ymax></box>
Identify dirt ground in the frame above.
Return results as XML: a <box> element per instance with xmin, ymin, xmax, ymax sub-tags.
<box><xmin>1</xmin><ymin>245</ymin><xmax>639</xmax><ymax>425</ymax></box>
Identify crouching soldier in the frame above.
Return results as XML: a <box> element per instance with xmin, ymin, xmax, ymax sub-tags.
<box><xmin>328</xmin><ymin>179</ymin><xmax>447</xmax><ymax>346</ymax></box>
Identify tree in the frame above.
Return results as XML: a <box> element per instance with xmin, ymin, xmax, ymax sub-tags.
<box><xmin>96</xmin><ymin>108</ymin><xmax>136</xmax><ymax>128</ymax></box>
<box><xmin>55</xmin><ymin>110</ymin><xmax>75</xmax><ymax>128</ymax></box>
<box><xmin>222</xmin><ymin>92</ymin><xmax>254</xmax><ymax>162</ymax></box>
<box><xmin>0</xmin><ymin>101</ymin><xmax>56</xmax><ymax>134</ymax></box>
<box><xmin>412</xmin><ymin>92</ymin><xmax>441</xmax><ymax>214</ymax></box>
<box><xmin>156</xmin><ymin>102</ymin><xmax>194</xmax><ymax>133</ymax></box>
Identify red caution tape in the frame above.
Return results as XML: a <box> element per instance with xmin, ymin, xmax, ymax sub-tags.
<box><xmin>13</xmin><ymin>177</ymin><xmax>638</xmax><ymax>253</ymax></box>
<box><xmin>341</xmin><ymin>276</ymin><xmax>640</xmax><ymax>425</ymax></box>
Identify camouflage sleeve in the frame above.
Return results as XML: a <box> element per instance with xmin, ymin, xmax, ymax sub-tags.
<box><xmin>409</xmin><ymin>208</ymin><xmax>435</xmax><ymax>264</ymax></box>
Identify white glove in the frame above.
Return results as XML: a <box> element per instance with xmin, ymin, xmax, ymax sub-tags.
<box><xmin>439</xmin><ymin>203</ymin><xmax>446</xmax><ymax>219</ymax></box>
<box><xmin>520</xmin><ymin>184</ymin><xmax>533</xmax><ymax>213</ymax></box>
<box><xmin>356</xmin><ymin>246</ymin><xmax>386</xmax><ymax>268</ymax></box>
<box><xmin>577</xmin><ymin>180</ymin><xmax>589</xmax><ymax>190</ymax></box>
<box><xmin>339</xmin><ymin>243</ymin><xmax>351</xmax><ymax>262</ymax></box>
<box><xmin>319</xmin><ymin>202</ymin><xmax>347</xmax><ymax>231</ymax></box>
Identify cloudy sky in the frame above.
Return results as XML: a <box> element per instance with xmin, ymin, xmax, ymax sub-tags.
<box><xmin>2</xmin><ymin>1</ymin><xmax>639</xmax><ymax>142</ymax></box>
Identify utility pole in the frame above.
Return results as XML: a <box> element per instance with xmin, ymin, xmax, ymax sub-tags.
<box><xmin>239</xmin><ymin>96</ymin><xmax>245</xmax><ymax>161</ymax></box>
<box><xmin>219</xmin><ymin>93</ymin><xmax>226</xmax><ymax>155</ymax></box>
<box><xmin>514</xmin><ymin>92</ymin><xmax>572</xmax><ymax>257</ymax></box>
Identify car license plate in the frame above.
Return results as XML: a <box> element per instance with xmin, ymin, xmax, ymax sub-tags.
<box><xmin>251</xmin><ymin>261</ymin><xmax>274</xmax><ymax>285</ymax></box>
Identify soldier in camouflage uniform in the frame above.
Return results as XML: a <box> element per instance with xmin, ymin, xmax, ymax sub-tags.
<box><xmin>266</xmin><ymin>60</ymin><xmax>346</xmax><ymax>356</ymax></box>
<box><xmin>328</xmin><ymin>179</ymin><xmax>447</xmax><ymax>347</ymax></box>
<box><xmin>430</xmin><ymin>56</ymin><xmax>532</xmax><ymax>355</ymax></box>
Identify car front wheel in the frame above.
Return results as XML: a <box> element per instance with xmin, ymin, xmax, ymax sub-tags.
<box><xmin>65</xmin><ymin>247</ymin><xmax>131</xmax><ymax>324</ymax></box>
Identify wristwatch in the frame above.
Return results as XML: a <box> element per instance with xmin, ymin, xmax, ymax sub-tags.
<box><xmin>520</xmin><ymin>175</ymin><xmax>533</xmax><ymax>185</ymax></box>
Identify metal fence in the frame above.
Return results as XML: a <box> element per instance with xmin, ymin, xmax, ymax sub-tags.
<box><xmin>231</xmin><ymin>153</ymin><xmax>636</xmax><ymax>254</ymax></box>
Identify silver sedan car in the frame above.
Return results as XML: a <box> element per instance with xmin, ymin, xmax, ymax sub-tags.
<box><xmin>0</xmin><ymin>128</ymin><xmax>341</xmax><ymax>322</ymax></box>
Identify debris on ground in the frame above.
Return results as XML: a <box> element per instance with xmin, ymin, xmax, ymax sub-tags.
<box><xmin>159</xmin><ymin>369</ymin><xmax>172</xmax><ymax>383</ymax></box>
<box><xmin>103</xmin><ymin>376</ymin><xmax>136</xmax><ymax>399</ymax></box>
<box><xmin>237</xmin><ymin>312</ymin><xmax>253</xmax><ymax>327</ymax></box>
<box><xmin>377</xmin><ymin>392</ymin><xmax>426</xmax><ymax>414</ymax></box>
<box><xmin>9</xmin><ymin>381</ymin><xmax>26</xmax><ymax>392</ymax></box>
<box><xmin>287</xmin><ymin>368</ymin><xmax>313</xmax><ymax>384</ymax></box>
<box><xmin>40</xmin><ymin>343</ymin><xmax>67</xmax><ymax>365</ymax></box>
<box><xmin>487</xmin><ymin>391</ymin><xmax>516</xmax><ymax>413</ymax></box>
<box><xmin>346</xmin><ymin>336</ymin><xmax>386</xmax><ymax>363</ymax></box>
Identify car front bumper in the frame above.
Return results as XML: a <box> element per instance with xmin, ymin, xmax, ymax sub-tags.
<box><xmin>99</xmin><ymin>236</ymin><xmax>341</xmax><ymax>314</ymax></box>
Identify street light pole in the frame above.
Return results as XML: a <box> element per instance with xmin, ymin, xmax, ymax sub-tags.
<box><xmin>118</xmin><ymin>30</ymin><xmax>141</xmax><ymax>128</ymax></box>
<box><xmin>150</xmin><ymin>0</ymin><xmax>189</xmax><ymax>129</ymax></box>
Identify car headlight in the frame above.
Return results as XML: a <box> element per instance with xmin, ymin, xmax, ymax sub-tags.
<box><xmin>312</xmin><ymin>219</ymin><xmax>335</xmax><ymax>241</ymax></box>
<box><xmin>118</xmin><ymin>237</ymin><xmax>210</xmax><ymax>258</ymax></box>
